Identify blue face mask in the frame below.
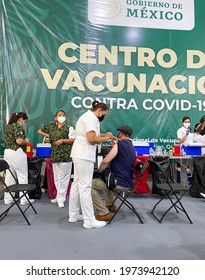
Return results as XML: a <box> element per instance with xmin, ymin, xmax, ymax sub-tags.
<box><xmin>20</xmin><ymin>122</ymin><xmax>26</xmax><ymax>128</ymax></box>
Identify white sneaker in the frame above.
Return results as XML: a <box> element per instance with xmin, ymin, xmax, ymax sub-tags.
<box><xmin>83</xmin><ymin>220</ymin><xmax>106</xmax><ymax>229</ymax></box>
<box><xmin>68</xmin><ymin>214</ymin><xmax>83</xmax><ymax>223</ymax></box>
<box><xmin>200</xmin><ymin>192</ymin><xmax>205</xmax><ymax>198</ymax></box>
<box><xmin>51</xmin><ymin>198</ymin><xmax>57</xmax><ymax>204</ymax></box>
<box><xmin>4</xmin><ymin>200</ymin><xmax>13</xmax><ymax>205</ymax></box>
<box><xmin>20</xmin><ymin>199</ymin><xmax>35</xmax><ymax>206</ymax></box>
<box><xmin>58</xmin><ymin>202</ymin><xmax>64</xmax><ymax>208</ymax></box>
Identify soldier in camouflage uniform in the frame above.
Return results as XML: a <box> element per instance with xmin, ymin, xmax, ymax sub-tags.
<box><xmin>4</xmin><ymin>112</ymin><xmax>34</xmax><ymax>205</ymax></box>
<box><xmin>38</xmin><ymin>110</ymin><xmax>75</xmax><ymax>208</ymax></box>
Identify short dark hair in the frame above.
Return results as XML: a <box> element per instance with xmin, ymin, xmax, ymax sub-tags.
<box><xmin>182</xmin><ymin>116</ymin><xmax>190</xmax><ymax>123</ymax></box>
<box><xmin>91</xmin><ymin>100</ymin><xmax>108</xmax><ymax>111</ymax></box>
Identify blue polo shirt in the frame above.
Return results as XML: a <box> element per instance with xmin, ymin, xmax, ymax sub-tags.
<box><xmin>110</xmin><ymin>139</ymin><xmax>136</xmax><ymax>188</ymax></box>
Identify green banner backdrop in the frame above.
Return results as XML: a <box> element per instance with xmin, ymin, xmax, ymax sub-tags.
<box><xmin>0</xmin><ymin>0</ymin><xmax>205</xmax><ymax>155</ymax></box>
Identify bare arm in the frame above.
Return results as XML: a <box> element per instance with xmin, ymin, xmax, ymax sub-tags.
<box><xmin>38</xmin><ymin>129</ymin><xmax>51</xmax><ymax>143</ymax></box>
<box><xmin>100</xmin><ymin>132</ymin><xmax>118</xmax><ymax>142</ymax></box>
<box><xmin>55</xmin><ymin>138</ymin><xmax>75</xmax><ymax>146</ymax></box>
<box><xmin>38</xmin><ymin>129</ymin><xmax>49</xmax><ymax>138</ymax></box>
<box><xmin>196</xmin><ymin>121</ymin><xmax>205</xmax><ymax>135</ymax></box>
<box><xmin>178</xmin><ymin>135</ymin><xmax>187</xmax><ymax>144</ymax></box>
<box><xmin>86</xmin><ymin>131</ymin><xmax>113</xmax><ymax>144</ymax></box>
<box><xmin>98</xmin><ymin>144</ymin><xmax>118</xmax><ymax>173</ymax></box>
<box><xmin>16</xmin><ymin>138</ymin><xmax>29</xmax><ymax>145</ymax></box>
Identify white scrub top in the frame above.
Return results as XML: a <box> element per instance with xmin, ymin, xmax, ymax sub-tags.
<box><xmin>177</xmin><ymin>126</ymin><xmax>193</xmax><ymax>145</ymax></box>
<box><xmin>193</xmin><ymin>132</ymin><xmax>205</xmax><ymax>144</ymax></box>
<box><xmin>71</xmin><ymin>110</ymin><xmax>100</xmax><ymax>162</ymax></box>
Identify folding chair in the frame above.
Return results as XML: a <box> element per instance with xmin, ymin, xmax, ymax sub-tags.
<box><xmin>108</xmin><ymin>161</ymin><xmax>148</xmax><ymax>224</ymax></box>
<box><xmin>0</xmin><ymin>159</ymin><xmax>37</xmax><ymax>225</ymax></box>
<box><xmin>148</xmin><ymin>157</ymin><xmax>193</xmax><ymax>224</ymax></box>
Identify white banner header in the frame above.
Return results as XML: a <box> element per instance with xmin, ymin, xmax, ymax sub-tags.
<box><xmin>88</xmin><ymin>0</ymin><xmax>195</xmax><ymax>30</ymax></box>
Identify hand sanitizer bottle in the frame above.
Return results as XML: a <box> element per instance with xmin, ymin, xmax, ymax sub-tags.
<box><xmin>149</xmin><ymin>148</ymin><xmax>155</xmax><ymax>155</ymax></box>
<box><xmin>181</xmin><ymin>148</ymin><xmax>184</xmax><ymax>156</ymax></box>
<box><xmin>69</xmin><ymin>127</ymin><xmax>76</xmax><ymax>138</ymax></box>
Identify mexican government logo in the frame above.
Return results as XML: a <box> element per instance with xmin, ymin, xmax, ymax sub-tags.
<box><xmin>88</xmin><ymin>0</ymin><xmax>195</xmax><ymax>30</ymax></box>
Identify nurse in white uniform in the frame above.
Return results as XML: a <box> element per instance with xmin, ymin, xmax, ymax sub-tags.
<box><xmin>68</xmin><ymin>100</ymin><xmax>113</xmax><ymax>229</ymax></box>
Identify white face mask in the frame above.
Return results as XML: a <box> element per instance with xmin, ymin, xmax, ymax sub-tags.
<box><xmin>57</xmin><ymin>116</ymin><xmax>66</xmax><ymax>123</ymax></box>
<box><xmin>183</xmin><ymin>122</ymin><xmax>190</xmax><ymax>129</ymax></box>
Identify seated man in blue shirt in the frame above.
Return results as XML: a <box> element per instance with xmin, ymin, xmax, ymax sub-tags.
<box><xmin>91</xmin><ymin>125</ymin><xmax>136</xmax><ymax>221</ymax></box>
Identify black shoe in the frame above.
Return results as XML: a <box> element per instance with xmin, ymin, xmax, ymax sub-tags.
<box><xmin>152</xmin><ymin>188</ymin><xmax>165</xmax><ymax>196</ymax></box>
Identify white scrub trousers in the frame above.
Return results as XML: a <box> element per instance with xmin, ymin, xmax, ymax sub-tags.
<box><xmin>69</xmin><ymin>158</ymin><xmax>95</xmax><ymax>223</ymax></box>
<box><xmin>52</xmin><ymin>162</ymin><xmax>72</xmax><ymax>203</ymax></box>
<box><xmin>4</xmin><ymin>148</ymin><xmax>29</xmax><ymax>204</ymax></box>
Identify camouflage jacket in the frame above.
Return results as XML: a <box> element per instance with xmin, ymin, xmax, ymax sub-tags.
<box><xmin>40</xmin><ymin>122</ymin><xmax>73</xmax><ymax>163</ymax></box>
<box><xmin>4</xmin><ymin>123</ymin><xmax>26</xmax><ymax>152</ymax></box>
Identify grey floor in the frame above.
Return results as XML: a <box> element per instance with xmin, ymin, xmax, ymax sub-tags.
<box><xmin>1</xmin><ymin>181</ymin><xmax>205</xmax><ymax>260</ymax></box>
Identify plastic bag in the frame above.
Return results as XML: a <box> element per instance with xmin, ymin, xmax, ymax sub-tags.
<box><xmin>27</xmin><ymin>157</ymin><xmax>44</xmax><ymax>199</ymax></box>
<box><xmin>69</xmin><ymin>127</ymin><xmax>76</xmax><ymax>138</ymax></box>
<box><xmin>150</xmin><ymin>156</ymin><xmax>172</xmax><ymax>196</ymax></box>
<box><xmin>189</xmin><ymin>157</ymin><xmax>205</xmax><ymax>198</ymax></box>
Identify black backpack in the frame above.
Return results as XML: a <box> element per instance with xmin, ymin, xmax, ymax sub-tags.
<box><xmin>103</xmin><ymin>168</ymin><xmax>117</xmax><ymax>190</ymax></box>
<box><xmin>93</xmin><ymin>168</ymin><xmax>117</xmax><ymax>190</ymax></box>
